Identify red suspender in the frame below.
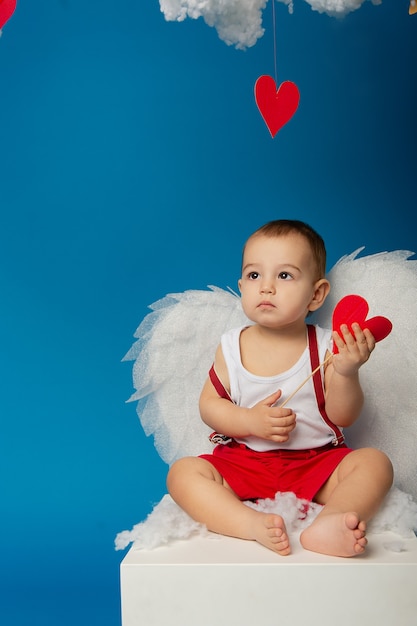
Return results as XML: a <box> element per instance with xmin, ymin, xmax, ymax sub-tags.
<box><xmin>209</xmin><ymin>365</ymin><xmax>231</xmax><ymax>401</ymax></box>
<box><xmin>307</xmin><ymin>324</ymin><xmax>344</xmax><ymax>446</ymax></box>
<box><xmin>208</xmin><ymin>366</ymin><xmax>233</xmax><ymax>444</ymax></box>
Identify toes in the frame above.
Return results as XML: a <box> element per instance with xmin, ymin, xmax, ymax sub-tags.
<box><xmin>268</xmin><ymin>525</ymin><xmax>290</xmax><ymax>554</ymax></box>
<box><xmin>267</xmin><ymin>526</ymin><xmax>282</xmax><ymax>539</ymax></box>
<box><xmin>345</xmin><ymin>512</ymin><xmax>360</xmax><ymax>530</ymax></box>
<box><xmin>354</xmin><ymin>535</ymin><xmax>367</xmax><ymax>554</ymax></box>
<box><xmin>274</xmin><ymin>538</ymin><xmax>291</xmax><ymax>555</ymax></box>
<box><xmin>255</xmin><ymin>513</ymin><xmax>291</xmax><ymax>555</ymax></box>
<box><xmin>270</xmin><ymin>528</ymin><xmax>288</xmax><ymax>546</ymax></box>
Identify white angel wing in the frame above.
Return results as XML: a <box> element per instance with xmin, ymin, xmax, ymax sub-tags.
<box><xmin>123</xmin><ymin>286</ymin><xmax>249</xmax><ymax>465</ymax></box>
<box><xmin>312</xmin><ymin>248</ymin><xmax>417</xmax><ymax>502</ymax></box>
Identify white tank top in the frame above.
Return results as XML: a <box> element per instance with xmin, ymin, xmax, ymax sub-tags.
<box><xmin>220</xmin><ymin>324</ymin><xmax>340</xmax><ymax>451</ymax></box>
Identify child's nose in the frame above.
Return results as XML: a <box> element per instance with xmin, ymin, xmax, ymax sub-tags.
<box><xmin>260</xmin><ymin>280</ymin><xmax>275</xmax><ymax>294</ymax></box>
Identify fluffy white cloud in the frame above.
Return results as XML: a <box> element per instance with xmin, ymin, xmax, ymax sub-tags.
<box><xmin>300</xmin><ymin>0</ymin><xmax>381</xmax><ymax>17</ymax></box>
<box><xmin>159</xmin><ymin>0</ymin><xmax>382</xmax><ymax>49</ymax></box>
<box><xmin>159</xmin><ymin>0</ymin><xmax>268</xmax><ymax>50</ymax></box>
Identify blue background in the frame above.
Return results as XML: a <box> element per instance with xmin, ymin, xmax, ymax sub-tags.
<box><xmin>0</xmin><ymin>1</ymin><xmax>415</xmax><ymax>624</ymax></box>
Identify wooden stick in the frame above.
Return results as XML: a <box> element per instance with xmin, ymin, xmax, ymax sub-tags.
<box><xmin>279</xmin><ymin>353</ymin><xmax>333</xmax><ymax>408</ymax></box>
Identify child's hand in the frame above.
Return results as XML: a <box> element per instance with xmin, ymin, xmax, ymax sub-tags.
<box><xmin>331</xmin><ymin>323</ymin><xmax>375</xmax><ymax>377</ymax></box>
<box><xmin>246</xmin><ymin>389</ymin><xmax>296</xmax><ymax>442</ymax></box>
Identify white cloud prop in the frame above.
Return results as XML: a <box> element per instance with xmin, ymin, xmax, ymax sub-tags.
<box><xmin>115</xmin><ymin>488</ymin><xmax>417</xmax><ymax>550</ymax></box>
<box><xmin>159</xmin><ymin>0</ymin><xmax>382</xmax><ymax>49</ymax></box>
<box><xmin>301</xmin><ymin>0</ymin><xmax>381</xmax><ymax>17</ymax></box>
<box><xmin>159</xmin><ymin>0</ymin><xmax>268</xmax><ymax>50</ymax></box>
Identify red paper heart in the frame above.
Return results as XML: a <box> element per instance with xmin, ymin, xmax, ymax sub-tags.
<box><xmin>254</xmin><ymin>75</ymin><xmax>300</xmax><ymax>138</ymax></box>
<box><xmin>332</xmin><ymin>294</ymin><xmax>392</xmax><ymax>354</ymax></box>
<box><xmin>0</xmin><ymin>0</ymin><xmax>16</xmax><ymax>30</ymax></box>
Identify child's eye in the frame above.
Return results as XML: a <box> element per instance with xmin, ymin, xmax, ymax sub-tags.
<box><xmin>278</xmin><ymin>271</ymin><xmax>292</xmax><ymax>280</ymax></box>
<box><xmin>248</xmin><ymin>272</ymin><xmax>259</xmax><ymax>280</ymax></box>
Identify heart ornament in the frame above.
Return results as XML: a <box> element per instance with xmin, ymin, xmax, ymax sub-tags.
<box><xmin>332</xmin><ymin>294</ymin><xmax>393</xmax><ymax>354</ymax></box>
<box><xmin>0</xmin><ymin>0</ymin><xmax>16</xmax><ymax>30</ymax></box>
<box><xmin>254</xmin><ymin>75</ymin><xmax>300</xmax><ymax>138</ymax></box>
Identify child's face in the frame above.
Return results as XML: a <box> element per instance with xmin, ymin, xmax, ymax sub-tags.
<box><xmin>238</xmin><ymin>233</ymin><xmax>328</xmax><ymax>329</ymax></box>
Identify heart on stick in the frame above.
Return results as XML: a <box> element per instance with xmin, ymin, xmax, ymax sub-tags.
<box><xmin>254</xmin><ymin>75</ymin><xmax>300</xmax><ymax>138</ymax></box>
<box><xmin>0</xmin><ymin>0</ymin><xmax>16</xmax><ymax>30</ymax></box>
<box><xmin>332</xmin><ymin>294</ymin><xmax>393</xmax><ymax>354</ymax></box>
<box><xmin>280</xmin><ymin>294</ymin><xmax>393</xmax><ymax>408</ymax></box>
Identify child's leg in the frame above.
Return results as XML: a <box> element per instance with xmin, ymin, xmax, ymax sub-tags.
<box><xmin>167</xmin><ymin>456</ymin><xmax>291</xmax><ymax>555</ymax></box>
<box><xmin>300</xmin><ymin>447</ymin><xmax>393</xmax><ymax>557</ymax></box>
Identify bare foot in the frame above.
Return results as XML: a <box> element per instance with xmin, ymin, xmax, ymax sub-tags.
<box><xmin>300</xmin><ymin>512</ymin><xmax>367</xmax><ymax>557</ymax></box>
<box><xmin>250</xmin><ymin>512</ymin><xmax>291</xmax><ymax>555</ymax></box>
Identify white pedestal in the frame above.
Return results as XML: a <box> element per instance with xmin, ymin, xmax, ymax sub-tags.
<box><xmin>120</xmin><ymin>531</ymin><xmax>417</xmax><ymax>626</ymax></box>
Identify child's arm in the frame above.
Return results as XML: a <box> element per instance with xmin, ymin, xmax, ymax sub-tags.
<box><xmin>199</xmin><ymin>344</ymin><xmax>296</xmax><ymax>443</ymax></box>
<box><xmin>324</xmin><ymin>323</ymin><xmax>375</xmax><ymax>427</ymax></box>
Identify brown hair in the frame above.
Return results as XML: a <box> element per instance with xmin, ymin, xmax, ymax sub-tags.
<box><xmin>243</xmin><ymin>219</ymin><xmax>327</xmax><ymax>279</ymax></box>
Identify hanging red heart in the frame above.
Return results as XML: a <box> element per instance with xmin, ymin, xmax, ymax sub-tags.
<box><xmin>0</xmin><ymin>0</ymin><xmax>16</xmax><ymax>30</ymax></box>
<box><xmin>332</xmin><ymin>294</ymin><xmax>393</xmax><ymax>354</ymax></box>
<box><xmin>254</xmin><ymin>75</ymin><xmax>300</xmax><ymax>138</ymax></box>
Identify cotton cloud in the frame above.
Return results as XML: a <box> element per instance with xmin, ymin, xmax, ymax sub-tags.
<box><xmin>159</xmin><ymin>0</ymin><xmax>268</xmax><ymax>50</ymax></box>
<box><xmin>159</xmin><ymin>0</ymin><xmax>382</xmax><ymax>49</ymax></box>
<box><xmin>301</xmin><ymin>0</ymin><xmax>381</xmax><ymax>17</ymax></box>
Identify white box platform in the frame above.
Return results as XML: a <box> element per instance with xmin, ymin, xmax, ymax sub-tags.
<box><xmin>120</xmin><ymin>531</ymin><xmax>417</xmax><ymax>626</ymax></box>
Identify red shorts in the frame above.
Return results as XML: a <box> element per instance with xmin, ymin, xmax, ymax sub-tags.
<box><xmin>199</xmin><ymin>440</ymin><xmax>353</xmax><ymax>502</ymax></box>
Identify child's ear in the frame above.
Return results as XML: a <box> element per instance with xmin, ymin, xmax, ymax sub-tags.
<box><xmin>238</xmin><ymin>279</ymin><xmax>242</xmax><ymax>293</ymax></box>
<box><xmin>309</xmin><ymin>279</ymin><xmax>330</xmax><ymax>312</ymax></box>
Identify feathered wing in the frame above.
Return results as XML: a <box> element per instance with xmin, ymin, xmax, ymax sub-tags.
<box><xmin>123</xmin><ymin>286</ymin><xmax>249</xmax><ymax>465</ymax></box>
<box><xmin>312</xmin><ymin>248</ymin><xmax>417</xmax><ymax>502</ymax></box>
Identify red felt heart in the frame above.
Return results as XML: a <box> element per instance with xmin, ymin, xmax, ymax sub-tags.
<box><xmin>254</xmin><ymin>75</ymin><xmax>300</xmax><ymax>138</ymax></box>
<box><xmin>0</xmin><ymin>0</ymin><xmax>16</xmax><ymax>30</ymax></box>
<box><xmin>332</xmin><ymin>294</ymin><xmax>392</xmax><ymax>354</ymax></box>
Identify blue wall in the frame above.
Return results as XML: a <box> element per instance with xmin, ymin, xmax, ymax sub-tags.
<box><xmin>0</xmin><ymin>2</ymin><xmax>415</xmax><ymax>624</ymax></box>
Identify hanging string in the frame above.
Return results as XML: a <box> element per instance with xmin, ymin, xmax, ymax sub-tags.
<box><xmin>272</xmin><ymin>0</ymin><xmax>278</xmax><ymax>84</ymax></box>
